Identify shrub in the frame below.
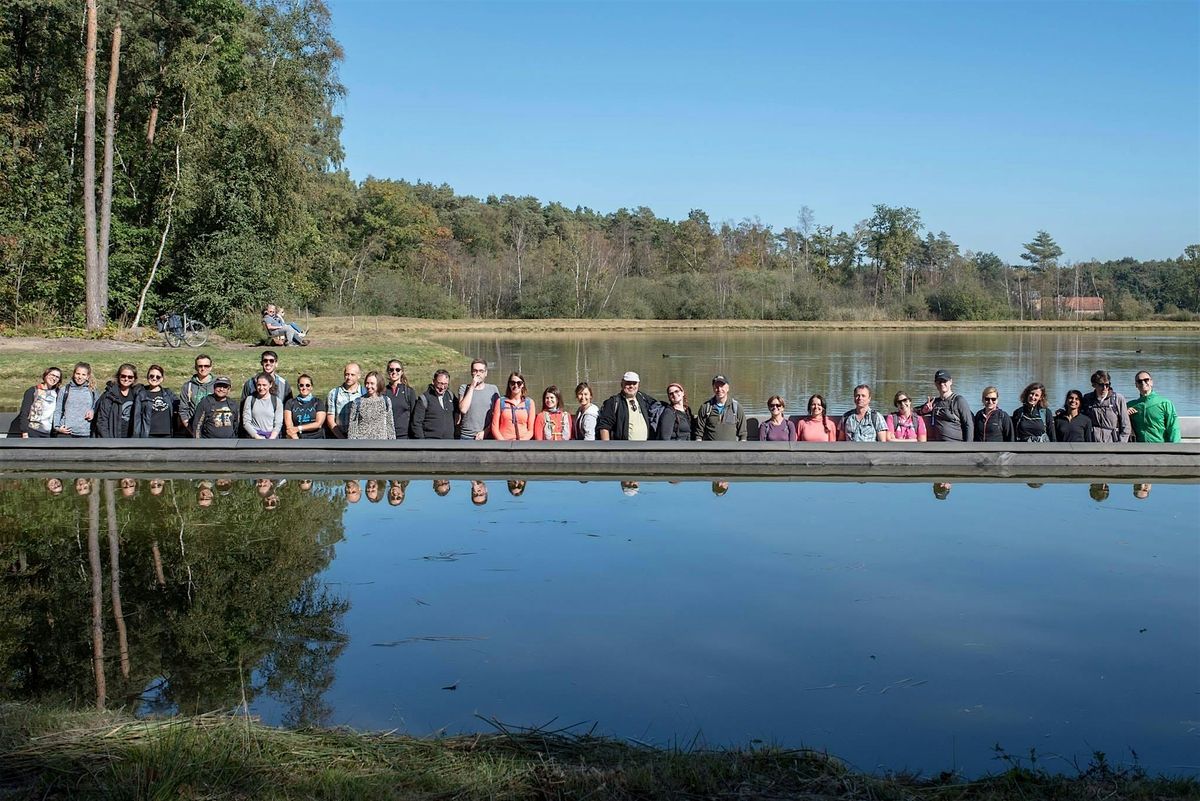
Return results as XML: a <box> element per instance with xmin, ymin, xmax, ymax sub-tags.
<box><xmin>356</xmin><ymin>273</ymin><xmax>467</xmax><ymax>319</ymax></box>
<box><xmin>926</xmin><ymin>283</ymin><xmax>1007</xmax><ymax>321</ymax></box>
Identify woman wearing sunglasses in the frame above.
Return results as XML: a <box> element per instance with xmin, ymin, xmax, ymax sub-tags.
<box><xmin>133</xmin><ymin>364</ymin><xmax>178</xmax><ymax>437</ymax></box>
<box><xmin>973</xmin><ymin>386</ymin><xmax>1013</xmax><ymax>442</ymax></box>
<box><xmin>94</xmin><ymin>363</ymin><xmax>141</xmax><ymax>438</ymax></box>
<box><xmin>758</xmin><ymin>395</ymin><xmax>796</xmax><ymax>441</ymax></box>
<box><xmin>490</xmin><ymin>372</ymin><xmax>534</xmax><ymax>440</ymax></box>
<box><xmin>885</xmin><ymin>391</ymin><xmax>927</xmax><ymax>441</ymax></box>
<box><xmin>653</xmin><ymin>382</ymin><xmax>694</xmax><ymax>441</ymax></box>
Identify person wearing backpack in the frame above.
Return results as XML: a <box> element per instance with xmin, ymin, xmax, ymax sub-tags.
<box><xmin>54</xmin><ymin>363</ymin><xmax>99</xmax><ymax>437</ymax></box>
<box><xmin>839</xmin><ymin>384</ymin><xmax>891</xmax><ymax>442</ymax></box>
<box><xmin>410</xmin><ymin>369</ymin><xmax>457</xmax><ymax>439</ymax></box>
<box><xmin>1011</xmin><ymin>382</ymin><xmax>1056</xmax><ymax>442</ymax></box>
<box><xmin>919</xmin><ymin>370</ymin><xmax>972</xmax><ymax>442</ymax></box>
<box><xmin>490</xmin><ymin>372</ymin><xmax>534</xmax><ymax>440</ymax></box>
<box><xmin>694</xmin><ymin>375</ymin><xmax>747</xmax><ymax>441</ymax></box>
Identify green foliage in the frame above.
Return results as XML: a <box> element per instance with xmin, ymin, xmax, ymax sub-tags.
<box><xmin>927</xmin><ymin>282</ymin><xmax>1008</xmax><ymax>321</ymax></box>
<box><xmin>355</xmin><ymin>272</ymin><xmax>467</xmax><ymax>319</ymax></box>
<box><xmin>1020</xmin><ymin>230</ymin><xmax>1063</xmax><ymax>271</ymax></box>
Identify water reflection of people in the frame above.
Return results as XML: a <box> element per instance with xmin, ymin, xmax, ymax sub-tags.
<box><xmin>344</xmin><ymin>480</ymin><xmax>361</xmax><ymax>504</ymax></box>
<box><xmin>256</xmin><ymin>478</ymin><xmax>274</xmax><ymax>497</ymax></box>
<box><xmin>620</xmin><ymin>480</ymin><xmax>639</xmax><ymax>496</ymax></box>
<box><xmin>148</xmin><ymin>478</ymin><xmax>165</xmax><ymax>496</ymax></box>
<box><xmin>387</xmin><ymin>479</ymin><xmax>407</xmax><ymax>506</ymax></box>
<box><xmin>433</xmin><ymin>479</ymin><xmax>451</xmax><ymax>497</ymax></box>
<box><xmin>299</xmin><ymin>479</ymin><xmax>314</xmax><ymax>492</ymax></box>
<box><xmin>365</xmin><ymin>479</ymin><xmax>382</xmax><ymax>503</ymax></box>
<box><xmin>119</xmin><ymin>477</ymin><xmax>138</xmax><ymax>498</ymax></box>
<box><xmin>197</xmin><ymin>480</ymin><xmax>214</xmax><ymax>507</ymax></box>
<box><xmin>46</xmin><ymin>478</ymin><xmax>64</xmax><ymax>496</ymax></box>
<box><xmin>216</xmin><ymin>478</ymin><xmax>233</xmax><ymax>495</ymax></box>
<box><xmin>1133</xmin><ymin>483</ymin><xmax>1152</xmax><ymax>500</ymax></box>
<box><xmin>506</xmin><ymin>479</ymin><xmax>526</xmax><ymax>497</ymax></box>
<box><xmin>263</xmin><ymin>493</ymin><xmax>280</xmax><ymax>510</ymax></box>
<box><xmin>932</xmin><ymin>482</ymin><xmax>952</xmax><ymax>500</ymax></box>
<box><xmin>470</xmin><ymin>480</ymin><xmax>488</xmax><ymax>505</ymax></box>
<box><xmin>1088</xmin><ymin>483</ymin><xmax>1109</xmax><ymax>502</ymax></box>
<box><xmin>75</xmin><ymin>477</ymin><xmax>92</xmax><ymax>496</ymax></box>
<box><xmin>711</xmin><ymin>480</ymin><xmax>729</xmax><ymax>496</ymax></box>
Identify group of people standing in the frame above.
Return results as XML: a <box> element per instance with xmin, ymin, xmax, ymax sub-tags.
<box><xmin>11</xmin><ymin>352</ymin><xmax>1183</xmax><ymax>445</ymax></box>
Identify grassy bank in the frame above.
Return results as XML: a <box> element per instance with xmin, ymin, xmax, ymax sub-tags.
<box><xmin>0</xmin><ymin>706</ymin><xmax>1194</xmax><ymax>800</ymax></box>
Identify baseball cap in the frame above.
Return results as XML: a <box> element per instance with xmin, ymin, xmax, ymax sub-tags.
<box><xmin>712</xmin><ymin>374</ymin><xmax>728</xmax><ymax>385</ymax></box>
<box><xmin>213</xmin><ymin>375</ymin><xmax>232</xmax><ymax>387</ymax></box>
<box><xmin>933</xmin><ymin>370</ymin><xmax>952</xmax><ymax>383</ymax></box>
<box><xmin>622</xmin><ymin>371</ymin><xmax>640</xmax><ymax>383</ymax></box>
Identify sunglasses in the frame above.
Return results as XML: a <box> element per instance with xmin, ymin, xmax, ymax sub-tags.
<box><xmin>196</xmin><ymin>364</ymin><xmax>212</xmax><ymax>369</ymax></box>
<box><xmin>895</xmin><ymin>398</ymin><xmax>910</xmax><ymax>405</ymax></box>
<box><xmin>148</xmin><ymin>374</ymin><xmax>163</xmax><ymax>380</ymax></box>
<box><xmin>983</xmin><ymin>396</ymin><xmax>998</xmax><ymax>402</ymax></box>
<box><xmin>119</xmin><ymin>374</ymin><xmax>135</xmax><ymax>380</ymax></box>
<box><xmin>1136</xmin><ymin>377</ymin><xmax>1152</xmax><ymax>384</ymax></box>
<box><xmin>1094</xmin><ymin>382</ymin><xmax>1110</xmax><ymax>388</ymax></box>
<box><xmin>768</xmin><ymin>403</ymin><xmax>783</xmax><ymax>409</ymax></box>
<box><xmin>387</xmin><ymin>367</ymin><xmax>403</xmax><ymax>373</ymax></box>
<box><xmin>509</xmin><ymin>380</ymin><xmax>524</xmax><ymax>386</ymax></box>
<box><xmin>261</xmin><ymin>358</ymin><xmax>276</xmax><ymax>364</ymax></box>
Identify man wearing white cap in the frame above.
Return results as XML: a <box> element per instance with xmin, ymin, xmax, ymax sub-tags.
<box><xmin>596</xmin><ymin>371</ymin><xmax>657</xmax><ymax>441</ymax></box>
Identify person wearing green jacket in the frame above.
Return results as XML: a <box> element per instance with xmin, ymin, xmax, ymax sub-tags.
<box><xmin>1128</xmin><ymin>371</ymin><xmax>1180</xmax><ymax>443</ymax></box>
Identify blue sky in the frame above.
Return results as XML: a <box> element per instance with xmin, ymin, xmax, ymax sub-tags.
<box><xmin>328</xmin><ymin>0</ymin><xmax>1200</xmax><ymax>263</ymax></box>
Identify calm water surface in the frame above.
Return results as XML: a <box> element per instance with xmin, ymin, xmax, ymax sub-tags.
<box><xmin>3</xmin><ymin>475</ymin><xmax>1197</xmax><ymax>776</ymax></box>
<box><xmin>435</xmin><ymin>330</ymin><xmax>1200</xmax><ymax>415</ymax></box>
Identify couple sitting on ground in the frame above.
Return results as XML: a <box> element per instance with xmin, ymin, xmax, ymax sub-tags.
<box><xmin>262</xmin><ymin>304</ymin><xmax>310</xmax><ymax>346</ymax></box>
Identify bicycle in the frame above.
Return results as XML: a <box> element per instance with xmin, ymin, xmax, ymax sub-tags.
<box><xmin>157</xmin><ymin>310</ymin><xmax>210</xmax><ymax>348</ymax></box>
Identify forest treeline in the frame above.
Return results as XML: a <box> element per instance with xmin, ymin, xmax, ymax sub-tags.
<box><xmin>2</xmin><ymin>0</ymin><xmax>1197</xmax><ymax>330</ymax></box>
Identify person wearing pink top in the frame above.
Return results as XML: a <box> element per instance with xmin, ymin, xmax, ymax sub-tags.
<box><xmin>532</xmin><ymin>385</ymin><xmax>574</xmax><ymax>441</ymax></box>
<box><xmin>490</xmin><ymin>372</ymin><xmax>534</xmax><ymax>440</ymax></box>
<box><xmin>886</xmin><ymin>390</ymin><xmax>928</xmax><ymax>441</ymax></box>
<box><xmin>795</xmin><ymin>394</ymin><xmax>838</xmax><ymax>442</ymax></box>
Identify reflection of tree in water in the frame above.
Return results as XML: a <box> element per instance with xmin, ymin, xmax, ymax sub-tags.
<box><xmin>0</xmin><ymin>478</ymin><xmax>349</xmax><ymax>727</ymax></box>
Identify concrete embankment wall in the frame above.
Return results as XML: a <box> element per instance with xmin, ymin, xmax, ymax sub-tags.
<box><xmin>0</xmin><ymin>437</ymin><xmax>1196</xmax><ymax>482</ymax></box>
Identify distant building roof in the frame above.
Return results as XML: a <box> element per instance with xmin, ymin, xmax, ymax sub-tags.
<box><xmin>1059</xmin><ymin>296</ymin><xmax>1105</xmax><ymax>312</ymax></box>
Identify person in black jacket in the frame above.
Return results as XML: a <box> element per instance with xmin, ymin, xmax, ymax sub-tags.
<box><xmin>653</xmin><ymin>382</ymin><xmax>693</xmax><ymax>440</ymax></box>
<box><xmin>94</xmin><ymin>363</ymin><xmax>140</xmax><ymax>438</ymax></box>
<box><xmin>384</xmin><ymin>360</ymin><xmax>418</xmax><ymax>439</ymax></box>
<box><xmin>973</xmin><ymin>386</ymin><xmax>1014</xmax><ymax>442</ymax></box>
<box><xmin>1011</xmin><ymin>382</ymin><xmax>1055</xmax><ymax>442</ymax></box>
<box><xmin>1054</xmin><ymin>389</ymin><xmax>1095</xmax><ymax>442</ymax></box>
<box><xmin>596</xmin><ymin>371</ymin><xmax>657</xmax><ymax>441</ymax></box>
<box><xmin>133</xmin><ymin>364</ymin><xmax>178</xmax><ymax>437</ymax></box>
<box><xmin>410</xmin><ymin>369</ymin><xmax>456</xmax><ymax>439</ymax></box>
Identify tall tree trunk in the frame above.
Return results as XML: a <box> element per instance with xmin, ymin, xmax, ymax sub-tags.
<box><xmin>87</xmin><ymin>481</ymin><xmax>106</xmax><ymax>709</ymax></box>
<box><xmin>132</xmin><ymin>92</ymin><xmax>187</xmax><ymax>330</ymax></box>
<box><xmin>104</xmin><ymin>481</ymin><xmax>130</xmax><ymax>679</ymax></box>
<box><xmin>83</xmin><ymin>0</ymin><xmax>102</xmax><ymax>329</ymax></box>
<box><xmin>98</xmin><ymin>12</ymin><xmax>122</xmax><ymax>315</ymax></box>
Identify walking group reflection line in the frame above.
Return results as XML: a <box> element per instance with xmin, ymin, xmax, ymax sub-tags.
<box><xmin>34</xmin><ymin>476</ymin><xmax>1162</xmax><ymax>507</ymax></box>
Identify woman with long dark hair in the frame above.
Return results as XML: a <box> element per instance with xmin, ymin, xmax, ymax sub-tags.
<box><xmin>16</xmin><ymin>366</ymin><xmax>62</xmax><ymax>438</ymax></box>
<box><xmin>533</xmin><ymin>385</ymin><xmax>574</xmax><ymax>441</ymax></box>
<box><xmin>654</xmin><ymin>382</ymin><xmax>693</xmax><ymax>440</ymax></box>
<box><xmin>795</xmin><ymin>394</ymin><xmax>837</xmax><ymax>442</ymax></box>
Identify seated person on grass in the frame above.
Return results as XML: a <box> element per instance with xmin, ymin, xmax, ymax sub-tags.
<box><xmin>262</xmin><ymin>303</ymin><xmax>308</xmax><ymax>346</ymax></box>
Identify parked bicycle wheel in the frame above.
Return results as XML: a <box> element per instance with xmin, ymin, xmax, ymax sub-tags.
<box><xmin>162</xmin><ymin>327</ymin><xmax>184</xmax><ymax>348</ymax></box>
<box><xmin>183</xmin><ymin>320</ymin><xmax>209</xmax><ymax>348</ymax></box>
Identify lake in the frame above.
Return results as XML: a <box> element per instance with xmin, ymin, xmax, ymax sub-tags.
<box><xmin>435</xmin><ymin>330</ymin><xmax>1200</xmax><ymax>416</ymax></box>
<box><xmin>2</xmin><ymin>474</ymin><xmax>1196</xmax><ymax>777</ymax></box>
